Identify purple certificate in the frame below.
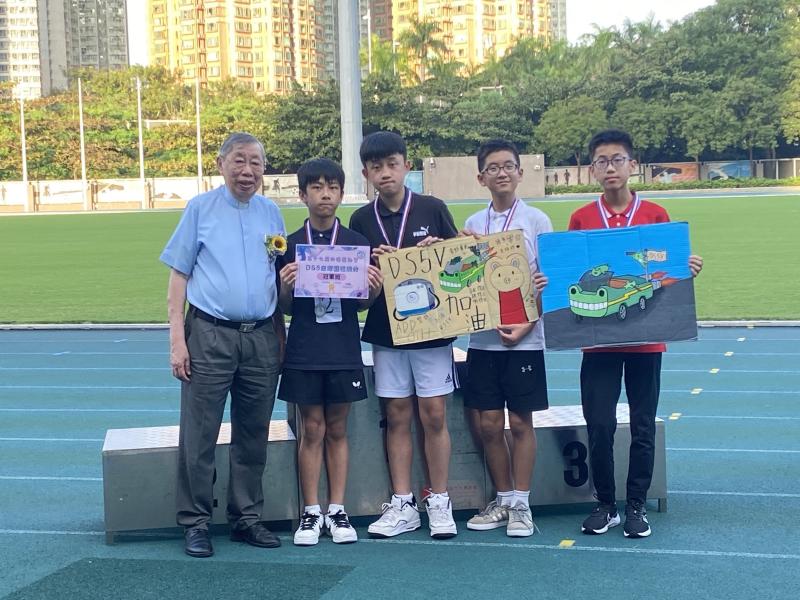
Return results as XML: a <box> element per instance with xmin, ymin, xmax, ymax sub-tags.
<box><xmin>294</xmin><ymin>244</ymin><xmax>371</xmax><ymax>299</ymax></box>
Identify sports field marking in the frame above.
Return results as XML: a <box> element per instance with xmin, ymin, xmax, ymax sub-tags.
<box><xmin>0</xmin><ymin>476</ymin><xmax>102</xmax><ymax>481</ymax></box>
<box><xmin>558</xmin><ymin>540</ymin><xmax>575</xmax><ymax>548</ymax></box>
<box><xmin>0</xmin><ymin>352</ymin><xmax>166</xmax><ymax>356</ymax></box>
<box><xmin>0</xmin><ymin>367</ymin><xmax>170</xmax><ymax>371</ymax></box>
<box><xmin>0</xmin><ymin>530</ymin><xmax>797</xmax><ymax>561</ymax></box>
<box><xmin>738</xmin><ymin>337</ymin><xmax>746</xmax><ymax>342</ymax></box>
<box><xmin>709</xmin><ymin>368</ymin><xmax>719</xmax><ymax>374</ymax></box>
<box><xmin>691</xmin><ymin>388</ymin><xmax>703</xmax><ymax>394</ymax></box>
<box><xmin>669</xmin><ymin>413</ymin><xmax>681</xmax><ymax>420</ymax></box>
<box><xmin>667</xmin><ymin>447</ymin><xmax>800</xmax><ymax>454</ymax></box>
<box><xmin>0</xmin><ymin>437</ymin><xmax>104</xmax><ymax>442</ymax></box>
<box><xmin>0</xmin><ymin>408</ymin><xmax>179</xmax><ymax>413</ymax></box>
<box><xmin>724</xmin><ymin>352</ymin><xmax>734</xmax><ymax>356</ymax></box>
<box><xmin>671</xmin><ymin>490</ymin><xmax>800</xmax><ymax>499</ymax></box>
<box><xmin>0</xmin><ymin>385</ymin><xmax>177</xmax><ymax>390</ymax></box>
<box><xmin>673</xmin><ymin>415</ymin><xmax>800</xmax><ymax>421</ymax></box>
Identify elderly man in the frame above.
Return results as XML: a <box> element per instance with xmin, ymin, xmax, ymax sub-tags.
<box><xmin>160</xmin><ymin>132</ymin><xmax>286</xmax><ymax>558</ymax></box>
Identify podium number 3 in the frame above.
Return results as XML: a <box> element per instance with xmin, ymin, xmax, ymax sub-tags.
<box><xmin>563</xmin><ymin>441</ymin><xmax>589</xmax><ymax>487</ymax></box>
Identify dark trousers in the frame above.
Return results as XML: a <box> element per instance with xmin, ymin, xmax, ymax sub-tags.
<box><xmin>580</xmin><ymin>352</ymin><xmax>662</xmax><ymax>505</ymax></box>
<box><xmin>176</xmin><ymin>311</ymin><xmax>281</xmax><ymax>530</ymax></box>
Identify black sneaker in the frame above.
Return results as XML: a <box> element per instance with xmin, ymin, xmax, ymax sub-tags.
<box><xmin>623</xmin><ymin>500</ymin><xmax>651</xmax><ymax>538</ymax></box>
<box><xmin>581</xmin><ymin>502</ymin><xmax>621</xmax><ymax>534</ymax></box>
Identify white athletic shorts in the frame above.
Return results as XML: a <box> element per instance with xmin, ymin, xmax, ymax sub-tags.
<box><xmin>371</xmin><ymin>343</ymin><xmax>456</xmax><ymax>399</ymax></box>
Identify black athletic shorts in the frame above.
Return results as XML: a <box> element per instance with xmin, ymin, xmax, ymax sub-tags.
<box><xmin>278</xmin><ymin>368</ymin><xmax>368</xmax><ymax>405</ymax></box>
<box><xmin>464</xmin><ymin>349</ymin><xmax>548</xmax><ymax>413</ymax></box>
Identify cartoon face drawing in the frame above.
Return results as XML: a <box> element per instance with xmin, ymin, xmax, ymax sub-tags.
<box><xmin>486</xmin><ymin>254</ymin><xmax>528</xmax><ymax>294</ymax></box>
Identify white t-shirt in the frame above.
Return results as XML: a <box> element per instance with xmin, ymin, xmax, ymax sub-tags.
<box><xmin>464</xmin><ymin>200</ymin><xmax>553</xmax><ymax>351</ymax></box>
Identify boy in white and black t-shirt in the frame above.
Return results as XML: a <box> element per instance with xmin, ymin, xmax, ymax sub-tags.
<box><xmin>349</xmin><ymin>131</ymin><xmax>460</xmax><ymax>539</ymax></box>
<box><xmin>463</xmin><ymin>139</ymin><xmax>552</xmax><ymax>537</ymax></box>
<box><xmin>277</xmin><ymin>158</ymin><xmax>383</xmax><ymax>546</ymax></box>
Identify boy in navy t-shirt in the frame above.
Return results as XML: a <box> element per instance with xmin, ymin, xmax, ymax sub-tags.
<box><xmin>277</xmin><ymin>158</ymin><xmax>383</xmax><ymax>546</ymax></box>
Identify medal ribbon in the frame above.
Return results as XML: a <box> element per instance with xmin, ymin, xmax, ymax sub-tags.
<box><xmin>374</xmin><ymin>187</ymin><xmax>412</xmax><ymax>248</ymax></box>
<box><xmin>597</xmin><ymin>192</ymin><xmax>640</xmax><ymax>229</ymax></box>
<box><xmin>305</xmin><ymin>217</ymin><xmax>340</xmax><ymax>245</ymax></box>
<box><xmin>485</xmin><ymin>197</ymin><xmax>520</xmax><ymax>235</ymax></box>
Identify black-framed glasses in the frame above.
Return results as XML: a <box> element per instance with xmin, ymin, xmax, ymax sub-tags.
<box><xmin>592</xmin><ymin>156</ymin><xmax>630</xmax><ymax>171</ymax></box>
<box><xmin>481</xmin><ymin>162</ymin><xmax>519</xmax><ymax>176</ymax></box>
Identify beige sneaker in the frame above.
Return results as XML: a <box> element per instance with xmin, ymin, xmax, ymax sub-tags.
<box><xmin>466</xmin><ymin>500</ymin><xmax>509</xmax><ymax>531</ymax></box>
<box><xmin>506</xmin><ymin>502</ymin><xmax>535</xmax><ymax>537</ymax></box>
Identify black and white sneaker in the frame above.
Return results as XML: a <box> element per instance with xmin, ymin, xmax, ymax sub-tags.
<box><xmin>294</xmin><ymin>511</ymin><xmax>323</xmax><ymax>546</ymax></box>
<box><xmin>581</xmin><ymin>502</ymin><xmax>621</xmax><ymax>535</ymax></box>
<box><xmin>623</xmin><ymin>500</ymin><xmax>652</xmax><ymax>538</ymax></box>
<box><xmin>325</xmin><ymin>510</ymin><xmax>358</xmax><ymax>544</ymax></box>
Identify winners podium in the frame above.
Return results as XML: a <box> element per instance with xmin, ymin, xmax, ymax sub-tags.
<box><xmin>102</xmin><ymin>349</ymin><xmax>666</xmax><ymax>542</ymax></box>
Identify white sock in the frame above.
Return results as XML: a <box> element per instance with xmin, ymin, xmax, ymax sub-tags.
<box><xmin>304</xmin><ymin>504</ymin><xmax>322</xmax><ymax>515</ymax></box>
<box><xmin>497</xmin><ymin>490</ymin><xmax>514</xmax><ymax>507</ymax></box>
<box><xmin>513</xmin><ymin>490</ymin><xmax>530</xmax><ymax>507</ymax></box>
<box><xmin>327</xmin><ymin>503</ymin><xmax>345</xmax><ymax>515</ymax></box>
<box><xmin>428</xmin><ymin>491</ymin><xmax>450</xmax><ymax>508</ymax></box>
<box><xmin>393</xmin><ymin>493</ymin><xmax>413</xmax><ymax>506</ymax></box>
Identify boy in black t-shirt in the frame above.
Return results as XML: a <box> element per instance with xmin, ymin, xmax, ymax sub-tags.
<box><xmin>349</xmin><ymin>132</ymin><xmax>460</xmax><ymax>539</ymax></box>
<box><xmin>277</xmin><ymin>158</ymin><xmax>383</xmax><ymax>546</ymax></box>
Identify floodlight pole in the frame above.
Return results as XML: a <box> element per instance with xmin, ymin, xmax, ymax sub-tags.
<box><xmin>338</xmin><ymin>1</ymin><xmax>365</xmax><ymax>203</ymax></box>
<box><xmin>363</xmin><ymin>8</ymin><xmax>372</xmax><ymax>74</ymax></box>
<box><xmin>195</xmin><ymin>77</ymin><xmax>203</xmax><ymax>195</ymax></box>
<box><xmin>78</xmin><ymin>78</ymin><xmax>89</xmax><ymax>211</ymax></box>
<box><xmin>136</xmin><ymin>77</ymin><xmax>146</xmax><ymax>209</ymax></box>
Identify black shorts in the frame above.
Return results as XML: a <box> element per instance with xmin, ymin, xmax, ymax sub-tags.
<box><xmin>464</xmin><ymin>349</ymin><xmax>548</xmax><ymax>414</ymax></box>
<box><xmin>278</xmin><ymin>368</ymin><xmax>368</xmax><ymax>405</ymax></box>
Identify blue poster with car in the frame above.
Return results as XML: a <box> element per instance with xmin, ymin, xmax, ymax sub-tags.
<box><xmin>538</xmin><ymin>222</ymin><xmax>697</xmax><ymax>350</ymax></box>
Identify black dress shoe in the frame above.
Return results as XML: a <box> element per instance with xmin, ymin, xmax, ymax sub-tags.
<box><xmin>184</xmin><ymin>528</ymin><xmax>214</xmax><ymax>558</ymax></box>
<box><xmin>230</xmin><ymin>521</ymin><xmax>281</xmax><ymax>548</ymax></box>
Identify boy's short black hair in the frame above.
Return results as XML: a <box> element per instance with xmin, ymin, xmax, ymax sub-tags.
<box><xmin>477</xmin><ymin>139</ymin><xmax>521</xmax><ymax>172</ymax></box>
<box><xmin>588</xmin><ymin>129</ymin><xmax>635</xmax><ymax>160</ymax></box>
<box><xmin>359</xmin><ymin>131</ymin><xmax>407</xmax><ymax>165</ymax></box>
<box><xmin>297</xmin><ymin>158</ymin><xmax>345</xmax><ymax>193</ymax></box>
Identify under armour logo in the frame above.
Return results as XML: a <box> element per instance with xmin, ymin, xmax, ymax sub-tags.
<box><xmin>521</xmin><ymin>365</ymin><xmax>533</xmax><ymax>373</ymax></box>
<box><xmin>352</xmin><ymin>381</ymin><xmax>362</xmax><ymax>388</ymax></box>
<box><xmin>445</xmin><ymin>374</ymin><xmax>453</xmax><ymax>383</ymax></box>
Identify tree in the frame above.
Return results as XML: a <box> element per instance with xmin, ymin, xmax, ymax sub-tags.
<box><xmin>397</xmin><ymin>16</ymin><xmax>448</xmax><ymax>84</ymax></box>
<box><xmin>535</xmin><ymin>96</ymin><xmax>607</xmax><ymax>183</ymax></box>
<box><xmin>610</xmin><ymin>98</ymin><xmax>671</xmax><ymax>163</ymax></box>
<box><xmin>780</xmin><ymin>1</ymin><xmax>800</xmax><ymax>144</ymax></box>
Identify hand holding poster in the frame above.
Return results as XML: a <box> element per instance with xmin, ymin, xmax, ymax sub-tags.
<box><xmin>294</xmin><ymin>244</ymin><xmax>370</xmax><ymax>299</ymax></box>
<box><xmin>379</xmin><ymin>230</ymin><xmax>538</xmax><ymax>345</ymax></box>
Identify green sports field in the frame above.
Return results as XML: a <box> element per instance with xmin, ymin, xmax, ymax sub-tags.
<box><xmin>1</xmin><ymin>194</ymin><xmax>798</xmax><ymax>322</ymax></box>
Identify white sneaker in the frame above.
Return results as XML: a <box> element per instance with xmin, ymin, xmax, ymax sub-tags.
<box><xmin>506</xmin><ymin>502</ymin><xmax>535</xmax><ymax>537</ymax></box>
<box><xmin>466</xmin><ymin>500</ymin><xmax>509</xmax><ymax>531</ymax></box>
<box><xmin>425</xmin><ymin>495</ymin><xmax>457</xmax><ymax>539</ymax></box>
<box><xmin>368</xmin><ymin>495</ymin><xmax>421</xmax><ymax>538</ymax></box>
<box><xmin>325</xmin><ymin>510</ymin><xmax>358</xmax><ymax>544</ymax></box>
<box><xmin>293</xmin><ymin>511</ymin><xmax>323</xmax><ymax>546</ymax></box>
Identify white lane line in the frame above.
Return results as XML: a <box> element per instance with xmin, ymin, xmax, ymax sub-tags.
<box><xmin>358</xmin><ymin>538</ymin><xmax>800</xmax><ymax>560</ymax></box>
<box><xmin>0</xmin><ymin>476</ymin><xmax>102</xmax><ymax>481</ymax></box>
<box><xmin>668</xmin><ymin>447</ymin><xmax>800</xmax><ymax>454</ymax></box>
<box><xmin>671</xmin><ymin>490</ymin><xmax>800</xmax><ymax>499</ymax></box>
<box><xmin>0</xmin><ymin>437</ymin><xmax>104</xmax><ymax>442</ymax></box>
<box><xmin>0</xmin><ymin>408</ymin><xmax>178</xmax><ymax>413</ymax></box>
<box><xmin>0</xmin><ymin>352</ymin><xmax>167</xmax><ymax>356</ymax></box>
<box><xmin>0</xmin><ymin>385</ymin><xmax>177</xmax><ymax>390</ymax></box>
<box><xmin>0</xmin><ymin>367</ymin><xmax>169</xmax><ymax>371</ymax></box>
<box><xmin>0</xmin><ymin>529</ymin><xmax>796</xmax><ymax>560</ymax></box>
<box><xmin>669</xmin><ymin>415</ymin><xmax>800</xmax><ymax>421</ymax></box>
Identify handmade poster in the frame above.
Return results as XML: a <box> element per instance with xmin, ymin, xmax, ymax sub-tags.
<box><xmin>380</xmin><ymin>230</ymin><xmax>538</xmax><ymax>345</ymax></box>
<box><xmin>538</xmin><ymin>222</ymin><xmax>697</xmax><ymax>350</ymax></box>
<box><xmin>294</xmin><ymin>244</ymin><xmax>371</xmax><ymax>299</ymax></box>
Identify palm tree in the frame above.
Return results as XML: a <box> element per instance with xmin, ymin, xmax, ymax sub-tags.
<box><xmin>397</xmin><ymin>15</ymin><xmax>448</xmax><ymax>84</ymax></box>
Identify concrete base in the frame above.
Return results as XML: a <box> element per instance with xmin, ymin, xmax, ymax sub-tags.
<box><xmin>102</xmin><ymin>420</ymin><xmax>298</xmax><ymax>543</ymax></box>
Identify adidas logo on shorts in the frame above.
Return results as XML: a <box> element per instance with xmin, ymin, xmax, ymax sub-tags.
<box><xmin>445</xmin><ymin>374</ymin><xmax>452</xmax><ymax>384</ymax></box>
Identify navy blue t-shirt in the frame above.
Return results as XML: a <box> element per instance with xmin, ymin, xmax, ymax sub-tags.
<box><xmin>277</xmin><ymin>222</ymin><xmax>369</xmax><ymax>370</ymax></box>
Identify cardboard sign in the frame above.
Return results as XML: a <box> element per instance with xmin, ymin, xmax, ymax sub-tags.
<box><xmin>538</xmin><ymin>222</ymin><xmax>697</xmax><ymax>350</ymax></box>
<box><xmin>379</xmin><ymin>230</ymin><xmax>538</xmax><ymax>345</ymax></box>
<box><xmin>294</xmin><ymin>244</ymin><xmax>371</xmax><ymax>299</ymax></box>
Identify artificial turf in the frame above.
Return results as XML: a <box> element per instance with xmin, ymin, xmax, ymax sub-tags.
<box><xmin>1</xmin><ymin>194</ymin><xmax>798</xmax><ymax>322</ymax></box>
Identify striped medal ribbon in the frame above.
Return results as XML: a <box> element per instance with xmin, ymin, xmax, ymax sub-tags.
<box><xmin>305</xmin><ymin>217</ymin><xmax>340</xmax><ymax>245</ymax></box>
<box><xmin>597</xmin><ymin>192</ymin><xmax>640</xmax><ymax>229</ymax></box>
<box><xmin>485</xmin><ymin>197</ymin><xmax>520</xmax><ymax>235</ymax></box>
<box><xmin>374</xmin><ymin>187</ymin><xmax>412</xmax><ymax>248</ymax></box>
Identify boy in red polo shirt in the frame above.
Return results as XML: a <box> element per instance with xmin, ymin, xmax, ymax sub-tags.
<box><xmin>540</xmin><ymin>129</ymin><xmax>703</xmax><ymax>538</ymax></box>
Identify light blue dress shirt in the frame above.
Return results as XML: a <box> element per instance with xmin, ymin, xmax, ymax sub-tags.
<box><xmin>160</xmin><ymin>185</ymin><xmax>286</xmax><ymax>321</ymax></box>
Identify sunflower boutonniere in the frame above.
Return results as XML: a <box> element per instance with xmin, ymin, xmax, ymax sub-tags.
<box><xmin>264</xmin><ymin>233</ymin><xmax>287</xmax><ymax>261</ymax></box>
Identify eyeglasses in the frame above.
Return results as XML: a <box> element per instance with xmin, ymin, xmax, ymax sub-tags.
<box><xmin>592</xmin><ymin>156</ymin><xmax>630</xmax><ymax>171</ymax></box>
<box><xmin>481</xmin><ymin>162</ymin><xmax>519</xmax><ymax>176</ymax></box>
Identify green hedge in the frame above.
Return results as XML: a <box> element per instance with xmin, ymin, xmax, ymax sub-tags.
<box><xmin>545</xmin><ymin>177</ymin><xmax>800</xmax><ymax>195</ymax></box>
